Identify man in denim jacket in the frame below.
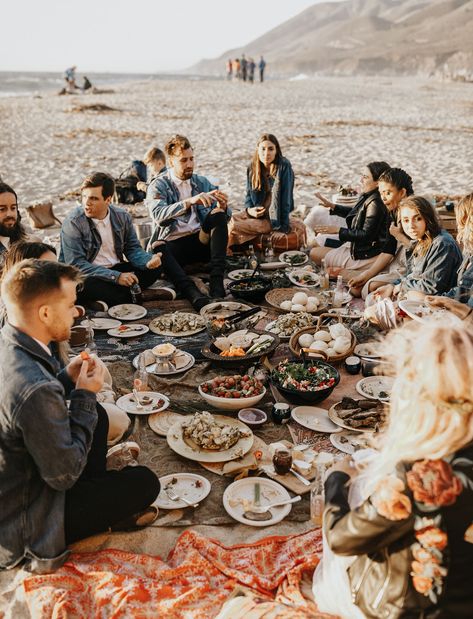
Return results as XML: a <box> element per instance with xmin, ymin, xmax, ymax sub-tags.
<box><xmin>0</xmin><ymin>261</ymin><xmax>160</xmax><ymax>573</ymax></box>
<box><xmin>60</xmin><ymin>172</ymin><xmax>209</xmax><ymax>309</ymax></box>
<box><xmin>146</xmin><ymin>135</ymin><xmax>230</xmax><ymax>298</ymax></box>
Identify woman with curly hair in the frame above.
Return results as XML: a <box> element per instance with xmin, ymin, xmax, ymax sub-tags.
<box><xmin>315</xmin><ymin>318</ymin><xmax>473</xmax><ymax>618</ymax></box>
<box><xmin>228</xmin><ymin>133</ymin><xmax>304</xmax><ymax>249</ymax></box>
<box><xmin>373</xmin><ymin>195</ymin><xmax>461</xmax><ymax>301</ymax></box>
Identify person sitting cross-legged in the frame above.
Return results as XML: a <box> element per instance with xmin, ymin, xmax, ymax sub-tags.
<box><xmin>146</xmin><ymin>134</ymin><xmax>230</xmax><ymax>299</ymax></box>
<box><xmin>60</xmin><ymin>171</ymin><xmax>209</xmax><ymax>309</ymax></box>
<box><xmin>0</xmin><ymin>260</ymin><xmax>160</xmax><ymax>573</ymax></box>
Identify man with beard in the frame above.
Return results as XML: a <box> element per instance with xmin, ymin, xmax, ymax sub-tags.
<box><xmin>146</xmin><ymin>135</ymin><xmax>230</xmax><ymax>299</ymax></box>
<box><xmin>0</xmin><ymin>183</ymin><xmax>27</xmax><ymax>262</ymax></box>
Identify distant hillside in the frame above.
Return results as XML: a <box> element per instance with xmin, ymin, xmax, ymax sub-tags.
<box><xmin>191</xmin><ymin>0</ymin><xmax>473</xmax><ymax>78</ymax></box>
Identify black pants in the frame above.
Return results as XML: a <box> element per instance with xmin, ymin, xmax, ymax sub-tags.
<box><xmin>64</xmin><ymin>404</ymin><xmax>160</xmax><ymax>544</ymax></box>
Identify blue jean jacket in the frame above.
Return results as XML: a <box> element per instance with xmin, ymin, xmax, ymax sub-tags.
<box><xmin>146</xmin><ymin>170</ymin><xmax>231</xmax><ymax>245</ymax></box>
<box><xmin>444</xmin><ymin>254</ymin><xmax>473</xmax><ymax>305</ymax></box>
<box><xmin>244</xmin><ymin>157</ymin><xmax>294</xmax><ymax>233</ymax></box>
<box><xmin>0</xmin><ymin>324</ymin><xmax>97</xmax><ymax>573</ymax></box>
<box><xmin>59</xmin><ymin>204</ymin><xmax>154</xmax><ymax>282</ymax></box>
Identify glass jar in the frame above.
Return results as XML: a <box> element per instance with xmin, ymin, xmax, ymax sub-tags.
<box><xmin>133</xmin><ymin>352</ymin><xmax>149</xmax><ymax>391</ymax></box>
<box><xmin>310</xmin><ymin>465</ymin><xmax>325</xmax><ymax>526</ymax></box>
<box><xmin>271</xmin><ymin>402</ymin><xmax>291</xmax><ymax>425</ymax></box>
<box><xmin>273</xmin><ymin>449</ymin><xmax>293</xmax><ymax>475</ymax></box>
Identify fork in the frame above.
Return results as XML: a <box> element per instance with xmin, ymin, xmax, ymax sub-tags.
<box><xmin>164</xmin><ymin>486</ymin><xmax>199</xmax><ymax>508</ymax></box>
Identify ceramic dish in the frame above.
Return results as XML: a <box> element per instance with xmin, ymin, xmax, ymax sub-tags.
<box><xmin>237</xmin><ymin>408</ymin><xmax>267</xmax><ymax>426</ymax></box>
<box><xmin>108</xmin><ymin>304</ymin><xmax>147</xmax><ymax>321</ymax></box>
<box><xmin>81</xmin><ymin>318</ymin><xmax>122</xmax><ymax>330</ymax></box>
<box><xmin>227</xmin><ymin>269</ymin><xmax>254</xmax><ymax>281</ymax></box>
<box><xmin>328</xmin><ymin>307</ymin><xmax>363</xmax><ymax>319</ymax></box>
<box><xmin>155</xmin><ymin>473</ymin><xmax>211</xmax><ymax>509</ymax></box>
<box><xmin>353</xmin><ymin>342</ymin><xmax>382</xmax><ymax>359</ymax></box>
<box><xmin>200</xmin><ymin>301</ymin><xmax>251</xmax><ymax>320</ymax></box>
<box><xmin>328</xmin><ymin>401</ymin><xmax>384</xmax><ymax>433</ymax></box>
<box><xmin>398</xmin><ymin>300</ymin><xmax>442</xmax><ymax>323</ymax></box>
<box><xmin>279</xmin><ymin>251</ymin><xmax>308</xmax><ymax>267</ymax></box>
<box><xmin>288</xmin><ymin>270</ymin><xmax>320</xmax><ymax>288</ymax></box>
<box><xmin>107</xmin><ymin>324</ymin><xmax>149</xmax><ymax>338</ymax></box>
<box><xmin>116</xmin><ymin>391</ymin><xmax>170</xmax><ymax>415</ymax></box>
<box><xmin>167</xmin><ymin>415</ymin><xmax>254</xmax><ymax>463</ymax></box>
<box><xmin>291</xmin><ymin>405</ymin><xmax>341</xmax><ymax>433</ymax></box>
<box><xmin>329</xmin><ymin>431</ymin><xmax>369</xmax><ymax>455</ymax></box>
<box><xmin>148</xmin><ymin>411</ymin><xmax>189</xmax><ymax>437</ymax></box>
<box><xmin>223</xmin><ymin>478</ymin><xmax>292</xmax><ymax>527</ymax></box>
<box><xmin>198</xmin><ymin>384</ymin><xmax>266</xmax><ymax>411</ymax></box>
<box><xmin>259</xmin><ymin>261</ymin><xmax>286</xmax><ymax>270</ymax></box>
<box><xmin>149</xmin><ymin>312</ymin><xmax>206</xmax><ymax>337</ymax></box>
<box><xmin>132</xmin><ymin>351</ymin><xmax>195</xmax><ymax>375</ymax></box>
<box><xmin>356</xmin><ymin>376</ymin><xmax>394</xmax><ymax>401</ymax></box>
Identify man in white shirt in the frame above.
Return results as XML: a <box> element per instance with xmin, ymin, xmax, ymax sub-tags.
<box><xmin>60</xmin><ymin>172</ymin><xmax>186</xmax><ymax>307</ymax></box>
<box><xmin>0</xmin><ymin>183</ymin><xmax>27</xmax><ymax>263</ymax></box>
<box><xmin>146</xmin><ymin>135</ymin><xmax>230</xmax><ymax>298</ymax></box>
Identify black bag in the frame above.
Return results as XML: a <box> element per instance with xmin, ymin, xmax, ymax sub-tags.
<box><xmin>113</xmin><ymin>176</ymin><xmax>145</xmax><ymax>205</ymax></box>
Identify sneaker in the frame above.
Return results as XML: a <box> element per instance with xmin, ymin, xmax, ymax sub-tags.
<box><xmin>85</xmin><ymin>300</ymin><xmax>109</xmax><ymax>312</ymax></box>
<box><xmin>141</xmin><ymin>287</ymin><xmax>176</xmax><ymax>302</ymax></box>
<box><xmin>111</xmin><ymin>505</ymin><xmax>159</xmax><ymax>532</ymax></box>
<box><xmin>106</xmin><ymin>441</ymin><xmax>140</xmax><ymax>471</ymax></box>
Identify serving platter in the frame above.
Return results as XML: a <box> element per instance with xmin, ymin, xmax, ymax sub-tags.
<box><xmin>287</xmin><ymin>270</ymin><xmax>320</xmax><ymax>288</ymax></box>
<box><xmin>279</xmin><ymin>251</ymin><xmax>308</xmax><ymax>267</ymax></box>
<box><xmin>166</xmin><ymin>415</ymin><xmax>254</xmax><ymax>463</ymax></box>
<box><xmin>108</xmin><ymin>304</ymin><xmax>147</xmax><ymax>321</ymax></box>
<box><xmin>149</xmin><ymin>312</ymin><xmax>206</xmax><ymax>337</ymax></box>
<box><xmin>148</xmin><ymin>411</ymin><xmax>189</xmax><ymax>437</ymax></box>
<box><xmin>291</xmin><ymin>405</ymin><xmax>341</xmax><ymax>433</ymax></box>
<box><xmin>356</xmin><ymin>376</ymin><xmax>394</xmax><ymax>401</ymax></box>
<box><xmin>328</xmin><ymin>400</ymin><xmax>385</xmax><ymax>433</ymax></box>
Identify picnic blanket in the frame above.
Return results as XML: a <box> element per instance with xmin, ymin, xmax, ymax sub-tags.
<box><xmin>22</xmin><ymin>529</ymin><xmax>336</xmax><ymax>618</ymax></box>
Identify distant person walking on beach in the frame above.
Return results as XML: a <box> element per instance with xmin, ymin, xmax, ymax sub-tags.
<box><xmin>248</xmin><ymin>58</ymin><xmax>256</xmax><ymax>83</ymax></box>
<box><xmin>241</xmin><ymin>54</ymin><xmax>248</xmax><ymax>82</ymax></box>
<box><xmin>226</xmin><ymin>59</ymin><xmax>233</xmax><ymax>80</ymax></box>
<box><xmin>259</xmin><ymin>56</ymin><xmax>266</xmax><ymax>82</ymax></box>
<box><xmin>233</xmin><ymin>58</ymin><xmax>241</xmax><ymax>80</ymax></box>
<box><xmin>64</xmin><ymin>66</ymin><xmax>77</xmax><ymax>92</ymax></box>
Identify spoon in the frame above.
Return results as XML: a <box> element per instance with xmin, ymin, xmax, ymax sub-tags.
<box><xmin>244</xmin><ymin>496</ymin><xmax>301</xmax><ymax>521</ymax></box>
<box><xmin>132</xmin><ymin>388</ymin><xmax>143</xmax><ymax>410</ymax></box>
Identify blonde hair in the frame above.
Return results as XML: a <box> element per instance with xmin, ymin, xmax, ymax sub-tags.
<box><xmin>456</xmin><ymin>192</ymin><xmax>473</xmax><ymax>254</ymax></box>
<box><xmin>364</xmin><ymin>317</ymin><xmax>473</xmax><ymax>495</ymax></box>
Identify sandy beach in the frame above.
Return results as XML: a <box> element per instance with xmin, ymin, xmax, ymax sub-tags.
<box><xmin>1</xmin><ymin>76</ymin><xmax>472</xmax><ymax>241</ymax></box>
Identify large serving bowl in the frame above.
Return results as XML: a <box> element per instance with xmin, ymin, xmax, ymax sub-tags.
<box><xmin>270</xmin><ymin>359</ymin><xmax>340</xmax><ymax>405</ymax></box>
<box><xmin>227</xmin><ymin>276</ymin><xmax>272</xmax><ymax>303</ymax></box>
<box><xmin>198</xmin><ymin>375</ymin><xmax>266</xmax><ymax>411</ymax></box>
<box><xmin>201</xmin><ymin>330</ymin><xmax>280</xmax><ymax>367</ymax></box>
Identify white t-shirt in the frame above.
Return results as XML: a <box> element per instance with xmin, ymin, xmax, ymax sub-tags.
<box><xmin>91</xmin><ymin>211</ymin><xmax>119</xmax><ymax>267</ymax></box>
<box><xmin>0</xmin><ymin>236</ymin><xmax>10</xmax><ymax>250</ymax></box>
<box><xmin>166</xmin><ymin>168</ymin><xmax>201</xmax><ymax>241</ymax></box>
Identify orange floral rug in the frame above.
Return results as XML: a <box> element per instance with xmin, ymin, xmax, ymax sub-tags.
<box><xmin>23</xmin><ymin>528</ymin><xmax>336</xmax><ymax>618</ymax></box>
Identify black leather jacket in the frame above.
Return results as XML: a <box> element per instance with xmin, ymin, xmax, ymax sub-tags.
<box><xmin>324</xmin><ymin>444</ymin><xmax>473</xmax><ymax>619</ymax></box>
<box><xmin>331</xmin><ymin>189</ymin><xmax>390</xmax><ymax>260</ymax></box>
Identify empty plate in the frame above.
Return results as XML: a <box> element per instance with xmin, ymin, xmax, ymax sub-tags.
<box><xmin>291</xmin><ymin>406</ymin><xmax>342</xmax><ymax>433</ymax></box>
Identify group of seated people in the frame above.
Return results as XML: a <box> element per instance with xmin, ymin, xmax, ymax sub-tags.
<box><xmin>1</xmin><ymin>134</ymin><xmax>473</xmax><ymax>617</ymax></box>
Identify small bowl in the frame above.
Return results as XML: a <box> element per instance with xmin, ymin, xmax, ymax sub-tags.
<box><xmin>345</xmin><ymin>355</ymin><xmax>361</xmax><ymax>375</ymax></box>
<box><xmin>198</xmin><ymin>384</ymin><xmax>266</xmax><ymax>411</ymax></box>
<box><xmin>152</xmin><ymin>343</ymin><xmax>176</xmax><ymax>360</ymax></box>
<box><xmin>227</xmin><ymin>277</ymin><xmax>272</xmax><ymax>303</ymax></box>
<box><xmin>238</xmin><ymin>408</ymin><xmax>267</xmax><ymax>426</ymax></box>
<box><xmin>69</xmin><ymin>325</ymin><xmax>89</xmax><ymax>347</ymax></box>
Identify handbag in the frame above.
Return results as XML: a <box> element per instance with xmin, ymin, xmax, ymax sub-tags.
<box><xmin>269</xmin><ymin>218</ymin><xmax>307</xmax><ymax>252</ymax></box>
<box><xmin>26</xmin><ymin>202</ymin><xmax>62</xmax><ymax>229</ymax></box>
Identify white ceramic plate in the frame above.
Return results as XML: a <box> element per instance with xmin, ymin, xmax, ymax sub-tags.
<box><xmin>132</xmin><ymin>351</ymin><xmax>195</xmax><ymax>375</ymax></box>
<box><xmin>291</xmin><ymin>405</ymin><xmax>342</xmax><ymax>433</ymax></box>
<box><xmin>398</xmin><ymin>300</ymin><xmax>440</xmax><ymax>323</ymax></box>
<box><xmin>227</xmin><ymin>269</ymin><xmax>254</xmax><ymax>281</ymax></box>
<box><xmin>223</xmin><ymin>478</ymin><xmax>292</xmax><ymax>527</ymax></box>
<box><xmin>108</xmin><ymin>304</ymin><xmax>147</xmax><ymax>321</ymax></box>
<box><xmin>288</xmin><ymin>270</ymin><xmax>320</xmax><ymax>288</ymax></box>
<box><xmin>155</xmin><ymin>473</ymin><xmax>211</xmax><ymax>509</ymax></box>
<box><xmin>149</xmin><ymin>312</ymin><xmax>206</xmax><ymax>337</ymax></box>
<box><xmin>260</xmin><ymin>261</ymin><xmax>286</xmax><ymax>270</ymax></box>
<box><xmin>167</xmin><ymin>415</ymin><xmax>254</xmax><ymax>463</ymax></box>
<box><xmin>279</xmin><ymin>251</ymin><xmax>308</xmax><ymax>267</ymax></box>
<box><xmin>81</xmin><ymin>318</ymin><xmax>122</xmax><ymax>330</ymax></box>
<box><xmin>356</xmin><ymin>376</ymin><xmax>394</xmax><ymax>401</ymax></box>
<box><xmin>330</xmin><ymin>431</ymin><xmax>369</xmax><ymax>455</ymax></box>
<box><xmin>353</xmin><ymin>342</ymin><xmax>381</xmax><ymax>359</ymax></box>
<box><xmin>107</xmin><ymin>324</ymin><xmax>149</xmax><ymax>338</ymax></box>
<box><xmin>200</xmin><ymin>301</ymin><xmax>251</xmax><ymax>319</ymax></box>
<box><xmin>116</xmin><ymin>391</ymin><xmax>169</xmax><ymax>415</ymax></box>
<box><xmin>328</xmin><ymin>307</ymin><xmax>363</xmax><ymax>319</ymax></box>
<box><xmin>148</xmin><ymin>412</ymin><xmax>190</xmax><ymax>437</ymax></box>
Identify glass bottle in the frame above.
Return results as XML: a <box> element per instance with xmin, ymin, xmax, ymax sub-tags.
<box><xmin>320</xmin><ymin>258</ymin><xmax>329</xmax><ymax>291</ymax></box>
<box><xmin>247</xmin><ymin>244</ymin><xmax>258</xmax><ymax>271</ymax></box>
<box><xmin>133</xmin><ymin>352</ymin><xmax>149</xmax><ymax>392</ymax></box>
<box><xmin>332</xmin><ymin>274</ymin><xmax>345</xmax><ymax>308</ymax></box>
<box><xmin>130</xmin><ymin>282</ymin><xmax>143</xmax><ymax>305</ymax></box>
<box><xmin>310</xmin><ymin>464</ymin><xmax>325</xmax><ymax>526</ymax></box>
<box><xmin>84</xmin><ymin>319</ymin><xmax>97</xmax><ymax>354</ymax></box>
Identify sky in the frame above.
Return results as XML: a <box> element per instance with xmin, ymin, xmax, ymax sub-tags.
<box><xmin>1</xmin><ymin>0</ymin><xmax>342</xmax><ymax>73</ymax></box>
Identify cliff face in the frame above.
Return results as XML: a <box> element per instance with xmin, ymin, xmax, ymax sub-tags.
<box><xmin>191</xmin><ymin>0</ymin><xmax>473</xmax><ymax>79</ymax></box>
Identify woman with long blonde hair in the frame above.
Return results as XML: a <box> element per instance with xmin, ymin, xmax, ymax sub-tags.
<box><xmin>319</xmin><ymin>317</ymin><xmax>473</xmax><ymax>618</ymax></box>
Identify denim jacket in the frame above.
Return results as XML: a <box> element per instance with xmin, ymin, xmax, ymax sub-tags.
<box><xmin>0</xmin><ymin>324</ymin><xmax>97</xmax><ymax>573</ymax></box>
<box><xmin>59</xmin><ymin>204</ymin><xmax>154</xmax><ymax>282</ymax></box>
<box><xmin>445</xmin><ymin>254</ymin><xmax>473</xmax><ymax>304</ymax></box>
<box><xmin>403</xmin><ymin>230</ymin><xmax>462</xmax><ymax>295</ymax></box>
<box><xmin>244</xmin><ymin>157</ymin><xmax>294</xmax><ymax>233</ymax></box>
<box><xmin>146</xmin><ymin>169</ymin><xmax>231</xmax><ymax>245</ymax></box>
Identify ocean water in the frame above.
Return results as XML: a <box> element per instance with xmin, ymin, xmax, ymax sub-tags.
<box><xmin>0</xmin><ymin>71</ymin><xmax>210</xmax><ymax>97</ymax></box>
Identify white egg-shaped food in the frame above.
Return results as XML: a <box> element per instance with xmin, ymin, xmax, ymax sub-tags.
<box><xmin>308</xmin><ymin>296</ymin><xmax>319</xmax><ymax>307</ymax></box>
<box><xmin>313</xmin><ymin>330</ymin><xmax>332</xmax><ymax>342</ymax></box>
<box><xmin>298</xmin><ymin>333</ymin><xmax>314</xmax><ymax>348</ymax></box>
<box><xmin>292</xmin><ymin>292</ymin><xmax>308</xmax><ymax>306</ymax></box>
<box><xmin>305</xmin><ymin>301</ymin><xmax>317</xmax><ymax>313</ymax></box>
<box><xmin>329</xmin><ymin>323</ymin><xmax>350</xmax><ymax>339</ymax></box>
<box><xmin>291</xmin><ymin>303</ymin><xmax>305</xmax><ymax>312</ymax></box>
<box><xmin>333</xmin><ymin>336</ymin><xmax>352</xmax><ymax>354</ymax></box>
<box><xmin>325</xmin><ymin>347</ymin><xmax>336</xmax><ymax>357</ymax></box>
<box><xmin>280</xmin><ymin>300</ymin><xmax>293</xmax><ymax>311</ymax></box>
<box><xmin>310</xmin><ymin>340</ymin><xmax>328</xmax><ymax>351</ymax></box>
